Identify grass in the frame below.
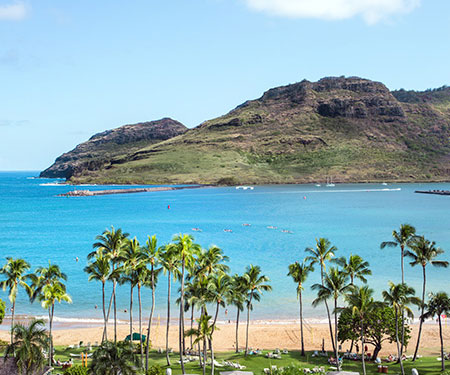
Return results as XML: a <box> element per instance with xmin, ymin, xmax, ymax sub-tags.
<box><xmin>49</xmin><ymin>346</ymin><xmax>448</xmax><ymax>375</ymax></box>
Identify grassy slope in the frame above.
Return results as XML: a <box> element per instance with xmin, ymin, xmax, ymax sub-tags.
<box><xmin>70</xmin><ymin>82</ymin><xmax>450</xmax><ymax>185</ymax></box>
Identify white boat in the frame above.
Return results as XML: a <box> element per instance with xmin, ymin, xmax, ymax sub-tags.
<box><xmin>326</xmin><ymin>176</ymin><xmax>335</xmax><ymax>187</ymax></box>
<box><xmin>235</xmin><ymin>186</ymin><xmax>254</xmax><ymax>190</ymax></box>
<box><xmin>382</xmin><ymin>182</ymin><xmax>388</xmax><ymax>186</ymax></box>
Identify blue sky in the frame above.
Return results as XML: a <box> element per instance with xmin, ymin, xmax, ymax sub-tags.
<box><xmin>1</xmin><ymin>0</ymin><xmax>449</xmax><ymax>170</ymax></box>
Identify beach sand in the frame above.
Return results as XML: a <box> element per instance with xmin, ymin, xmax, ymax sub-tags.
<box><xmin>1</xmin><ymin>321</ymin><xmax>449</xmax><ymax>357</ymax></box>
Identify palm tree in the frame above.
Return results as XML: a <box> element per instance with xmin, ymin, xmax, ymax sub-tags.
<box><xmin>242</xmin><ymin>265</ymin><xmax>272</xmax><ymax>356</ymax></box>
<box><xmin>28</xmin><ymin>261</ymin><xmax>67</xmax><ymax>302</ymax></box>
<box><xmin>0</xmin><ymin>257</ymin><xmax>31</xmax><ymax>345</ymax></box>
<box><xmin>382</xmin><ymin>282</ymin><xmax>420</xmax><ymax>375</ymax></box>
<box><xmin>380</xmin><ymin>224</ymin><xmax>416</xmax><ymax>355</ymax></box>
<box><xmin>312</xmin><ymin>267</ymin><xmax>351</xmax><ymax>372</ymax></box>
<box><xmin>333</xmin><ymin>254</ymin><xmax>371</xmax><ymax>285</ymax></box>
<box><xmin>305</xmin><ymin>238</ymin><xmax>337</xmax><ymax>352</ymax></box>
<box><xmin>287</xmin><ymin>260</ymin><xmax>314</xmax><ymax>356</ymax></box>
<box><xmin>345</xmin><ymin>285</ymin><xmax>380</xmax><ymax>375</ymax></box>
<box><xmin>90</xmin><ymin>341</ymin><xmax>136</xmax><ymax>375</ymax></box>
<box><xmin>5</xmin><ymin>319</ymin><xmax>48</xmax><ymax>375</ymax></box>
<box><xmin>84</xmin><ymin>253</ymin><xmax>111</xmax><ymax>342</ymax></box>
<box><xmin>421</xmin><ymin>292</ymin><xmax>450</xmax><ymax>372</ymax></box>
<box><xmin>185</xmin><ymin>314</ymin><xmax>214</xmax><ymax>375</ymax></box>
<box><xmin>142</xmin><ymin>235</ymin><xmax>162</xmax><ymax>372</ymax></box>
<box><xmin>196</xmin><ymin>246</ymin><xmax>230</xmax><ymax>277</ymax></box>
<box><xmin>160</xmin><ymin>244</ymin><xmax>180</xmax><ymax>366</ymax></box>
<box><xmin>172</xmin><ymin>233</ymin><xmax>200</xmax><ymax>373</ymax></box>
<box><xmin>228</xmin><ymin>274</ymin><xmax>246</xmax><ymax>353</ymax></box>
<box><xmin>89</xmin><ymin>226</ymin><xmax>129</xmax><ymax>343</ymax></box>
<box><xmin>405</xmin><ymin>236</ymin><xmax>449</xmax><ymax>361</ymax></box>
<box><xmin>39</xmin><ymin>281</ymin><xmax>71</xmax><ymax>366</ymax></box>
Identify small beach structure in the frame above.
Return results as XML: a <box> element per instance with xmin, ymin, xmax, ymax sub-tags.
<box><xmin>125</xmin><ymin>332</ymin><xmax>146</xmax><ymax>341</ymax></box>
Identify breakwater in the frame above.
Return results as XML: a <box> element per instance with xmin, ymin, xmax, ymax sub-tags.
<box><xmin>58</xmin><ymin>185</ymin><xmax>213</xmax><ymax>197</ymax></box>
<box><xmin>415</xmin><ymin>190</ymin><xmax>450</xmax><ymax>196</ymax></box>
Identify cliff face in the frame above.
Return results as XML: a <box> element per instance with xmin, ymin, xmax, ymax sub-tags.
<box><xmin>40</xmin><ymin>118</ymin><xmax>187</xmax><ymax>178</ymax></box>
<box><xmin>41</xmin><ymin>77</ymin><xmax>450</xmax><ymax>184</ymax></box>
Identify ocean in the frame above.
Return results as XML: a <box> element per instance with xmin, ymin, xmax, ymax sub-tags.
<box><xmin>0</xmin><ymin>171</ymin><xmax>449</xmax><ymax>326</ymax></box>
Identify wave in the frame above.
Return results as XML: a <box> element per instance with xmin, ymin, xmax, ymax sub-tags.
<box><xmin>39</xmin><ymin>183</ymin><xmax>66</xmax><ymax>186</ymax></box>
<box><xmin>10</xmin><ymin>315</ymin><xmax>127</xmax><ymax>325</ymax></box>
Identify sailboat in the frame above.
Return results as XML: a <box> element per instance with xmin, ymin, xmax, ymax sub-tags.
<box><xmin>326</xmin><ymin>176</ymin><xmax>335</xmax><ymax>187</ymax></box>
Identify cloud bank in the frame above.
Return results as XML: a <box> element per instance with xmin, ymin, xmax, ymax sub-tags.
<box><xmin>0</xmin><ymin>1</ymin><xmax>27</xmax><ymax>21</ymax></box>
<box><xmin>244</xmin><ymin>0</ymin><xmax>420</xmax><ymax>24</ymax></box>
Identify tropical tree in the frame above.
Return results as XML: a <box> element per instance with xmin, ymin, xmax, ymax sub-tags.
<box><xmin>173</xmin><ymin>233</ymin><xmax>201</xmax><ymax>373</ymax></box>
<box><xmin>5</xmin><ymin>319</ymin><xmax>48</xmax><ymax>375</ymax></box>
<box><xmin>0</xmin><ymin>298</ymin><xmax>5</xmax><ymax>324</ymax></box>
<box><xmin>287</xmin><ymin>260</ymin><xmax>314</xmax><ymax>356</ymax></box>
<box><xmin>228</xmin><ymin>274</ymin><xmax>246</xmax><ymax>353</ymax></box>
<box><xmin>312</xmin><ymin>267</ymin><xmax>351</xmax><ymax>372</ymax></box>
<box><xmin>242</xmin><ymin>265</ymin><xmax>271</xmax><ymax>356</ymax></box>
<box><xmin>380</xmin><ymin>224</ymin><xmax>416</xmax><ymax>355</ymax></box>
<box><xmin>89</xmin><ymin>226</ymin><xmax>129</xmax><ymax>343</ymax></box>
<box><xmin>305</xmin><ymin>238</ymin><xmax>337</xmax><ymax>352</ymax></box>
<box><xmin>405</xmin><ymin>236</ymin><xmax>448</xmax><ymax>361</ymax></box>
<box><xmin>142</xmin><ymin>235</ymin><xmax>162</xmax><ymax>371</ymax></box>
<box><xmin>421</xmin><ymin>292</ymin><xmax>450</xmax><ymax>372</ymax></box>
<box><xmin>28</xmin><ymin>261</ymin><xmax>67</xmax><ymax>302</ymax></box>
<box><xmin>185</xmin><ymin>314</ymin><xmax>214</xmax><ymax>375</ymax></box>
<box><xmin>333</xmin><ymin>254</ymin><xmax>371</xmax><ymax>285</ymax></box>
<box><xmin>84</xmin><ymin>253</ymin><xmax>111</xmax><ymax>342</ymax></box>
<box><xmin>382</xmin><ymin>282</ymin><xmax>420</xmax><ymax>375</ymax></box>
<box><xmin>90</xmin><ymin>341</ymin><xmax>136</xmax><ymax>375</ymax></box>
<box><xmin>343</xmin><ymin>286</ymin><xmax>381</xmax><ymax>375</ymax></box>
<box><xmin>160</xmin><ymin>244</ymin><xmax>180</xmax><ymax>366</ymax></box>
<box><xmin>0</xmin><ymin>257</ymin><xmax>31</xmax><ymax>344</ymax></box>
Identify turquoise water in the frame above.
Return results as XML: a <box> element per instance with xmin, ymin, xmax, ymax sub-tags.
<box><xmin>1</xmin><ymin>171</ymin><xmax>449</xmax><ymax>324</ymax></box>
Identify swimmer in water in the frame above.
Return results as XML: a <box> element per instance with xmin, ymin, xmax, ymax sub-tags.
<box><xmin>75</xmin><ymin>257</ymin><xmax>79</xmax><ymax>262</ymax></box>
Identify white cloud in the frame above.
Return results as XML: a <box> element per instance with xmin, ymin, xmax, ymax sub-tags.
<box><xmin>244</xmin><ymin>0</ymin><xmax>420</xmax><ymax>24</ymax></box>
<box><xmin>0</xmin><ymin>1</ymin><xmax>28</xmax><ymax>21</ymax></box>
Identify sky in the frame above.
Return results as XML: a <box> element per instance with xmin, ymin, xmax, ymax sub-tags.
<box><xmin>1</xmin><ymin>0</ymin><xmax>449</xmax><ymax>170</ymax></box>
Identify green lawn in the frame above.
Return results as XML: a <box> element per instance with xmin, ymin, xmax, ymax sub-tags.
<box><xmin>50</xmin><ymin>347</ymin><xmax>447</xmax><ymax>375</ymax></box>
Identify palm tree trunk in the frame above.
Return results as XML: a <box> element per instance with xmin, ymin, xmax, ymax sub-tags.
<box><xmin>145</xmin><ymin>268</ymin><xmax>156</xmax><ymax>372</ymax></box>
<box><xmin>202</xmin><ymin>338</ymin><xmax>207</xmax><ymax>375</ymax></box>
<box><xmin>300</xmin><ymin>290</ymin><xmax>305</xmax><ymax>356</ymax></box>
<box><xmin>439</xmin><ymin>315</ymin><xmax>445</xmax><ymax>372</ymax></box>
<box><xmin>10</xmin><ymin>299</ymin><xmax>15</xmax><ymax>346</ymax></box>
<box><xmin>113</xmin><ymin>279</ymin><xmax>117</xmax><ymax>343</ymax></box>
<box><xmin>130</xmin><ymin>284</ymin><xmax>134</xmax><ymax>347</ymax></box>
<box><xmin>235</xmin><ymin>308</ymin><xmax>240</xmax><ymax>353</ymax></box>
<box><xmin>334</xmin><ymin>298</ymin><xmax>340</xmax><ymax>372</ymax></box>
<box><xmin>102</xmin><ymin>281</ymin><xmax>107</xmax><ymax>342</ymax></box>
<box><xmin>400</xmin><ymin>246</ymin><xmax>405</xmax><ymax>356</ymax></box>
<box><xmin>412</xmin><ymin>266</ymin><xmax>426</xmax><ymax>361</ymax></box>
<box><xmin>138</xmin><ymin>283</ymin><xmax>143</xmax><ymax>368</ymax></box>
<box><xmin>212</xmin><ymin>302</ymin><xmax>220</xmax><ymax>333</ymax></box>
<box><xmin>180</xmin><ymin>259</ymin><xmax>186</xmax><ymax>374</ymax></box>
<box><xmin>166</xmin><ymin>271</ymin><xmax>171</xmax><ymax>366</ymax></box>
<box><xmin>321</xmin><ymin>264</ymin><xmax>335</xmax><ymax>353</ymax></box>
<box><xmin>361</xmin><ymin>322</ymin><xmax>366</xmax><ymax>375</ymax></box>
<box><xmin>199</xmin><ymin>306</ymin><xmax>204</xmax><ymax>367</ymax></box>
<box><xmin>49</xmin><ymin>304</ymin><xmax>55</xmax><ymax>367</ymax></box>
<box><xmin>190</xmin><ymin>306</ymin><xmax>194</xmax><ymax>350</ymax></box>
<box><xmin>395</xmin><ymin>308</ymin><xmax>405</xmax><ymax>375</ymax></box>
<box><xmin>210</xmin><ymin>338</ymin><xmax>215</xmax><ymax>375</ymax></box>
<box><xmin>245</xmin><ymin>292</ymin><xmax>253</xmax><ymax>356</ymax></box>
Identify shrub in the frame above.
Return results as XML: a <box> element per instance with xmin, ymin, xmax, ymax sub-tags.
<box><xmin>65</xmin><ymin>364</ymin><xmax>88</xmax><ymax>375</ymax></box>
<box><xmin>147</xmin><ymin>364</ymin><xmax>164</xmax><ymax>375</ymax></box>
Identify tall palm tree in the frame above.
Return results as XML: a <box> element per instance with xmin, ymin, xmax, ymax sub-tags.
<box><xmin>90</xmin><ymin>341</ymin><xmax>136</xmax><ymax>375</ymax></box>
<box><xmin>421</xmin><ymin>292</ymin><xmax>450</xmax><ymax>372</ymax></box>
<box><xmin>381</xmin><ymin>224</ymin><xmax>416</xmax><ymax>356</ymax></box>
<box><xmin>28</xmin><ymin>261</ymin><xmax>67</xmax><ymax>302</ymax></box>
<box><xmin>405</xmin><ymin>236</ymin><xmax>448</xmax><ymax>361</ymax></box>
<box><xmin>312</xmin><ymin>267</ymin><xmax>351</xmax><ymax>372</ymax></box>
<box><xmin>344</xmin><ymin>285</ymin><xmax>380</xmax><ymax>375</ymax></box>
<box><xmin>119</xmin><ymin>237</ymin><xmax>143</xmax><ymax>350</ymax></box>
<box><xmin>185</xmin><ymin>314</ymin><xmax>214</xmax><ymax>375</ymax></box>
<box><xmin>242</xmin><ymin>265</ymin><xmax>272</xmax><ymax>356</ymax></box>
<box><xmin>305</xmin><ymin>238</ymin><xmax>337</xmax><ymax>352</ymax></box>
<box><xmin>160</xmin><ymin>244</ymin><xmax>180</xmax><ymax>366</ymax></box>
<box><xmin>333</xmin><ymin>254</ymin><xmax>371</xmax><ymax>285</ymax></box>
<box><xmin>0</xmin><ymin>257</ymin><xmax>31</xmax><ymax>345</ymax></box>
<box><xmin>84</xmin><ymin>253</ymin><xmax>111</xmax><ymax>342</ymax></box>
<box><xmin>89</xmin><ymin>226</ymin><xmax>129</xmax><ymax>343</ymax></box>
<box><xmin>142</xmin><ymin>235</ymin><xmax>162</xmax><ymax>372</ymax></box>
<box><xmin>5</xmin><ymin>319</ymin><xmax>48</xmax><ymax>375</ymax></box>
<box><xmin>228</xmin><ymin>274</ymin><xmax>246</xmax><ymax>353</ymax></box>
<box><xmin>39</xmin><ymin>281</ymin><xmax>71</xmax><ymax>366</ymax></box>
<box><xmin>172</xmin><ymin>233</ymin><xmax>200</xmax><ymax>373</ymax></box>
<box><xmin>287</xmin><ymin>260</ymin><xmax>314</xmax><ymax>356</ymax></box>
<box><xmin>196</xmin><ymin>246</ymin><xmax>230</xmax><ymax>277</ymax></box>
<box><xmin>382</xmin><ymin>282</ymin><xmax>420</xmax><ymax>375</ymax></box>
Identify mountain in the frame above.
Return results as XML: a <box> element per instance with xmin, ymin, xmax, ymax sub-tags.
<box><xmin>40</xmin><ymin>118</ymin><xmax>187</xmax><ymax>179</ymax></box>
<box><xmin>42</xmin><ymin>77</ymin><xmax>450</xmax><ymax>184</ymax></box>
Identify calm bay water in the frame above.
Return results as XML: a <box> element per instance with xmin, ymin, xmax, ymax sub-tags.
<box><xmin>1</xmin><ymin>171</ymin><xmax>449</xmax><ymax>325</ymax></box>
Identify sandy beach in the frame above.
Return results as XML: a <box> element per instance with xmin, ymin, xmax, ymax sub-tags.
<box><xmin>1</xmin><ymin>321</ymin><xmax>449</xmax><ymax>357</ymax></box>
